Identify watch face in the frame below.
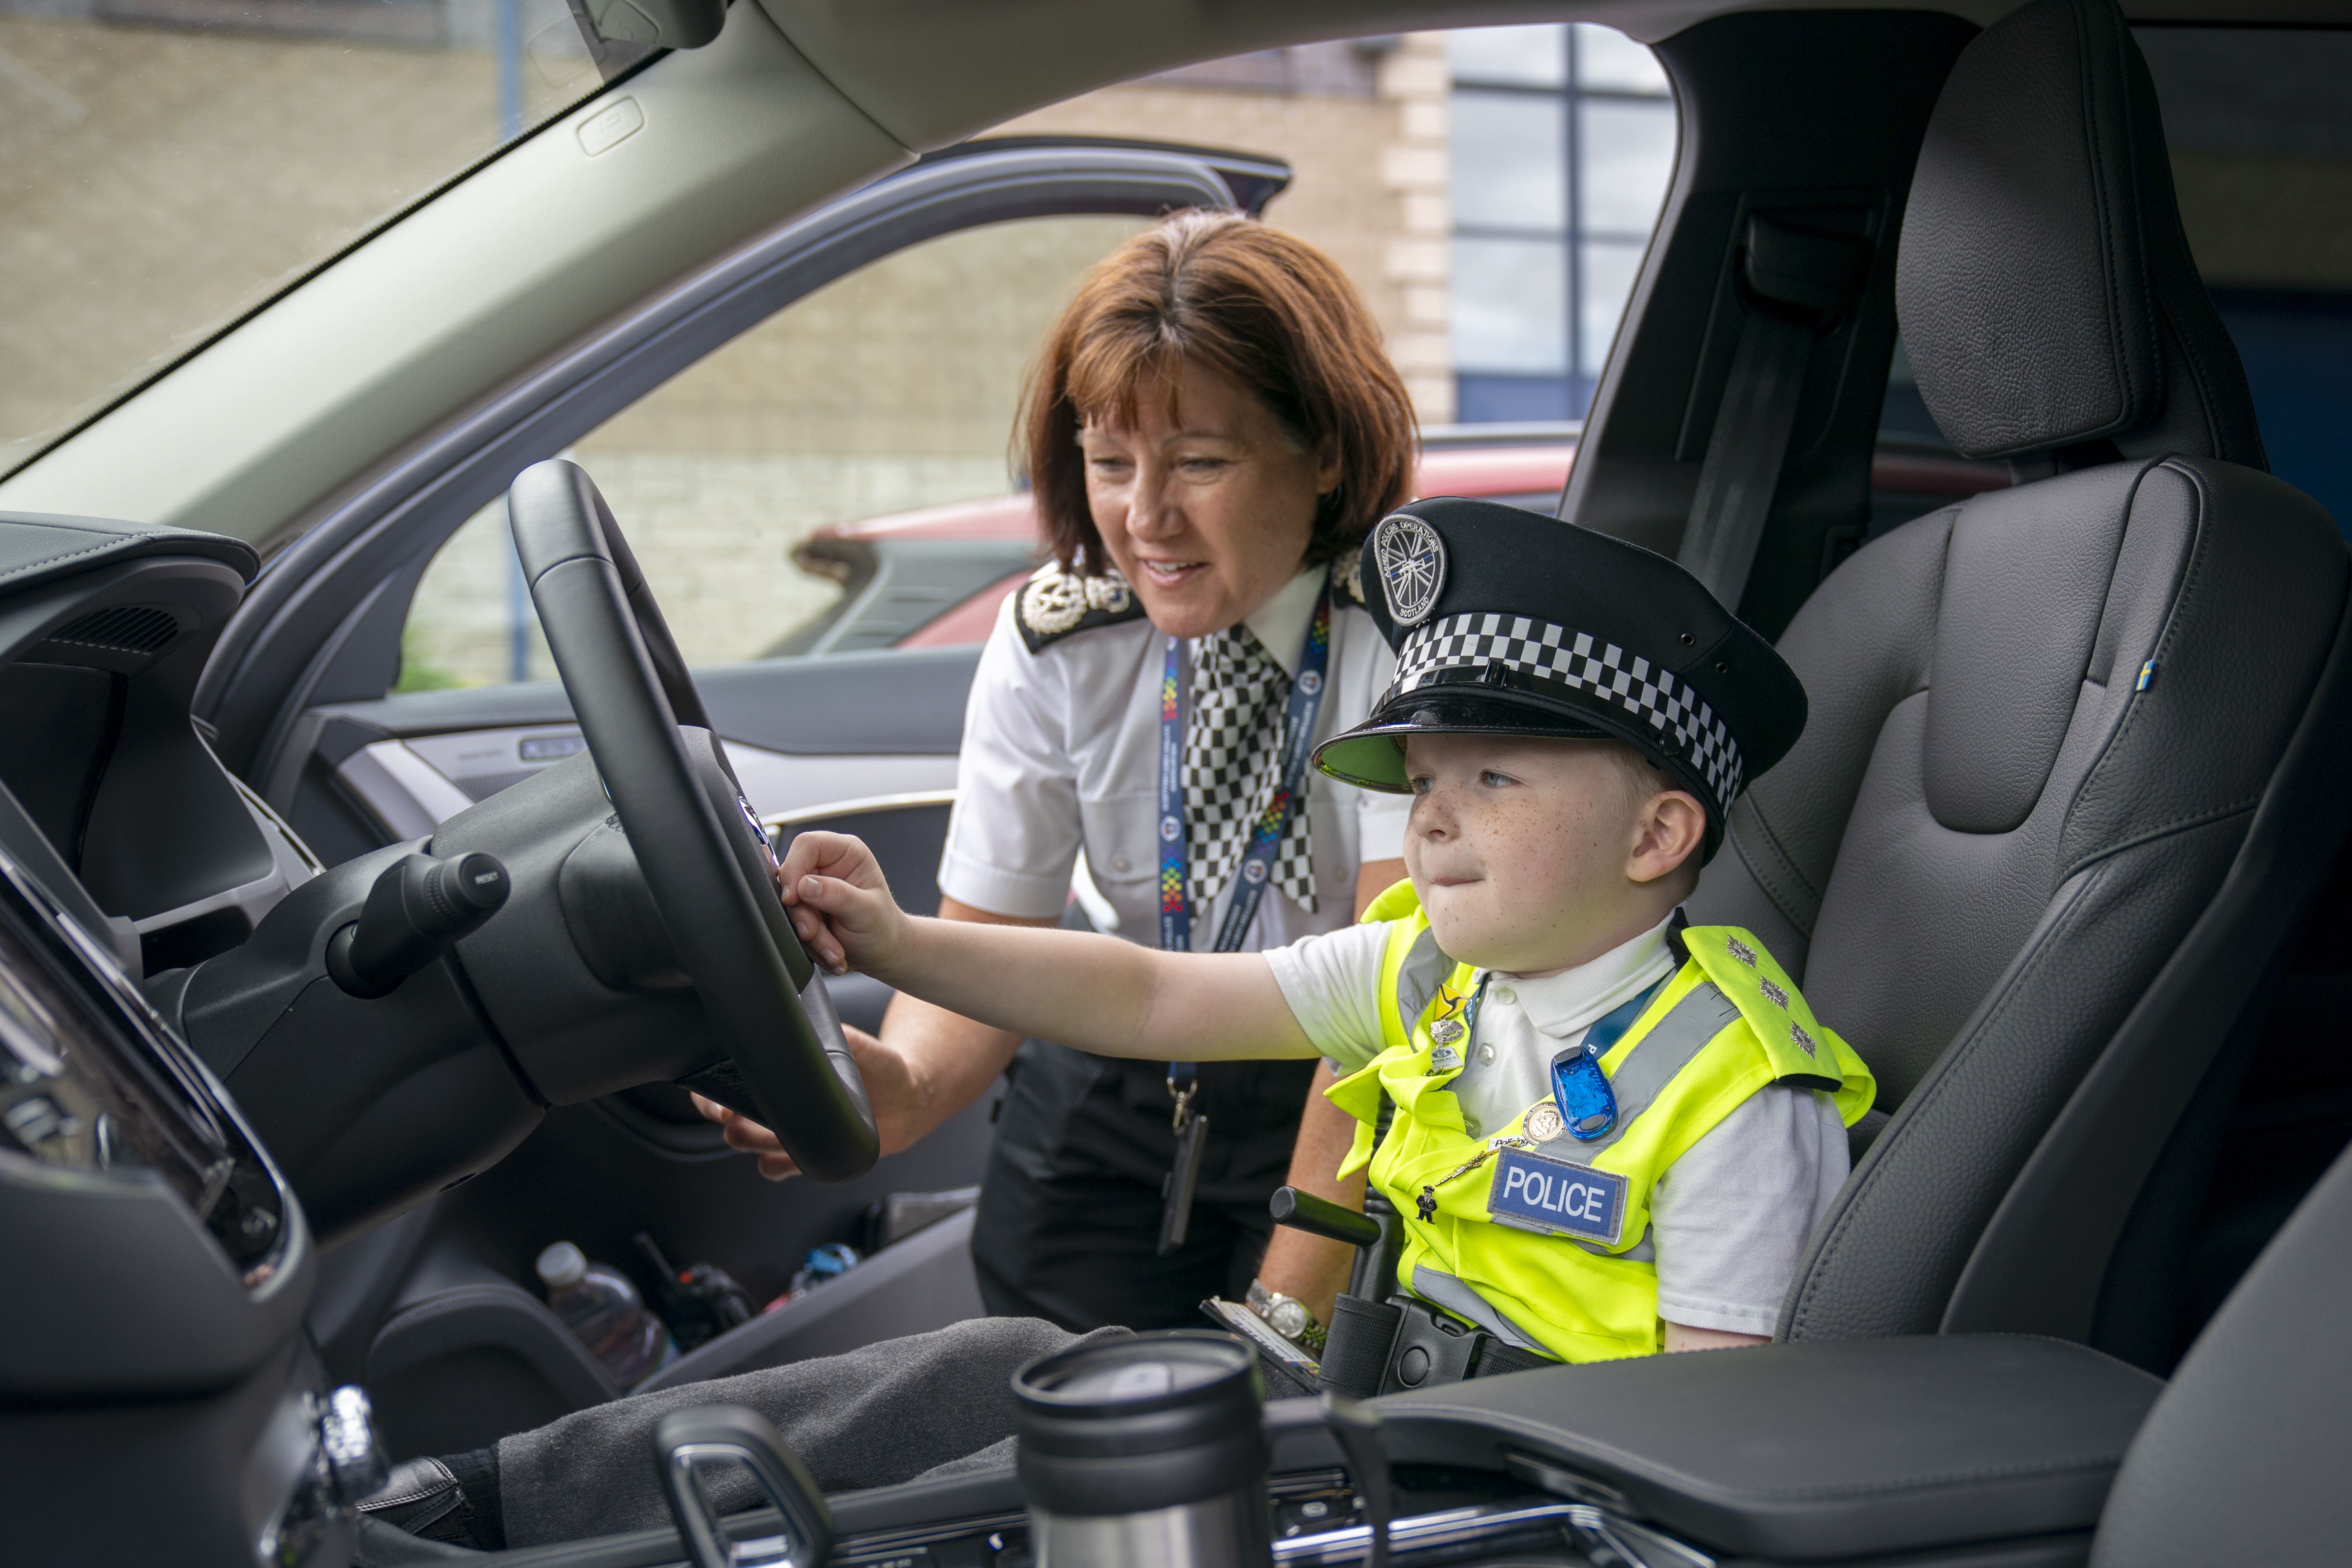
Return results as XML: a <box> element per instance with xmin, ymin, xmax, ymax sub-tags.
<box><xmin>1268</xmin><ymin>1299</ymin><xmax>1309</xmax><ymax>1340</ymax></box>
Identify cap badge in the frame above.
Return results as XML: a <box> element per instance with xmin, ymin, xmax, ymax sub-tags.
<box><xmin>1372</xmin><ymin>513</ymin><xmax>1446</xmax><ymax>627</ymax></box>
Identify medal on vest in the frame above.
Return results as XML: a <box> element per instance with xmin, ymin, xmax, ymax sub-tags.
<box><xmin>1428</xmin><ymin>1014</ymin><xmax>1465</xmax><ymax>1071</ymax></box>
<box><xmin>1424</xmin><ymin>978</ymin><xmax>1478</xmax><ymax>1074</ymax></box>
<box><xmin>1487</xmin><ymin>1149</ymin><xmax>1629</xmax><ymax>1245</ymax></box>
<box><xmin>1153</xmin><ymin>575</ymin><xmax>1333</xmax><ymax>1255</ymax></box>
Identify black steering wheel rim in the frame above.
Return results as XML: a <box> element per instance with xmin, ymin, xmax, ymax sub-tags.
<box><xmin>507</xmin><ymin>458</ymin><xmax>877</xmax><ymax>1182</ymax></box>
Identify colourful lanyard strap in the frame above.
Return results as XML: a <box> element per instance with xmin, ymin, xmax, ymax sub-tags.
<box><xmin>1157</xmin><ymin>573</ymin><xmax>1333</xmax><ymax>1108</ymax></box>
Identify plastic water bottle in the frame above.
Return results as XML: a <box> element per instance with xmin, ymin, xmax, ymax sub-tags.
<box><xmin>536</xmin><ymin>1241</ymin><xmax>678</xmax><ymax>1388</ymax></box>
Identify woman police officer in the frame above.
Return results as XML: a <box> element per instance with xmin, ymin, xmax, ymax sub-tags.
<box><xmin>701</xmin><ymin>210</ymin><xmax>1415</xmax><ymax>1337</ymax></box>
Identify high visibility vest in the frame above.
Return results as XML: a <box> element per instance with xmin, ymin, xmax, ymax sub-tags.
<box><xmin>1325</xmin><ymin>882</ymin><xmax>1876</xmax><ymax>1364</ymax></box>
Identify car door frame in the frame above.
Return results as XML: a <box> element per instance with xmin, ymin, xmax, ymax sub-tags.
<box><xmin>194</xmin><ymin>137</ymin><xmax>1288</xmax><ymax>815</ymax></box>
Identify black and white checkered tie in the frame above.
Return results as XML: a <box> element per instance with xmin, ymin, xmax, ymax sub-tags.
<box><xmin>1183</xmin><ymin>626</ymin><xmax>1317</xmax><ymax>920</ymax></box>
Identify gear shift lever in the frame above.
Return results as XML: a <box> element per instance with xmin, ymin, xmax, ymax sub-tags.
<box><xmin>652</xmin><ymin>1405</ymin><xmax>833</xmax><ymax>1568</ymax></box>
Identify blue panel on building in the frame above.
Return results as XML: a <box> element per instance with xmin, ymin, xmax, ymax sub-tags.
<box><xmin>1456</xmin><ymin>374</ymin><xmax>1584</xmax><ymax>424</ymax></box>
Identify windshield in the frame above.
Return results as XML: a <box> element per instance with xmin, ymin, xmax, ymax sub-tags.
<box><xmin>0</xmin><ymin>0</ymin><xmax>619</xmax><ymax>477</ymax></box>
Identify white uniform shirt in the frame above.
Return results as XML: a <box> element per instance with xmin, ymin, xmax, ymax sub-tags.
<box><xmin>939</xmin><ymin>565</ymin><xmax>1413</xmax><ymax>949</ymax></box>
<box><xmin>1266</xmin><ymin>914</ymin><xmax>1850</xmax><ymax>1336</ymax></box>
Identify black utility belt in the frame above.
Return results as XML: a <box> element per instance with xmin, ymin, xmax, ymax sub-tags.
<box><xmin>1315</xmin><ymin>1293</ymin><xmax>1554</xmax><ymax>1399</ymax></box>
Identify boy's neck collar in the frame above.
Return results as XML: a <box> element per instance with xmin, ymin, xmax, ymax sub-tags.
<box><xmin>1486</xmin><ymin>905</ymin><xmax>1685</xmax><ymax>986</ymax></box>
<box><xmin>1664</xmin><ymin>906</ymin><xmax>1691</xmax><ymax>966</ymax></box>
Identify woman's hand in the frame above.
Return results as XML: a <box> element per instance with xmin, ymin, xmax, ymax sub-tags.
<box><xmin>691</xmin><ymin>1023</ymin><xmax>920</xmax><ymax>1179</ymax></box>
<box><xmin>775</xmin><ymin>830</ymin><xmax>910</xmax><ymax>979</ymax></box>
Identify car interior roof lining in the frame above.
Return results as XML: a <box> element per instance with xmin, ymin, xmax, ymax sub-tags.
<box><xmin>754</xmin><ymin>0</ymin><xmax>2352</xmax><ymax>156</ymax></box>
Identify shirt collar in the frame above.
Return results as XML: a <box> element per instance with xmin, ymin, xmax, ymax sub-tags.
<box><xmin>1238</xmin><ymin>565</ymin><xmax>1328</xmax><ymax>681</ymax></box>
<box><xmin>1485</xmin><ymin>909</ymin><xmax>1682</xmax><ymax>1040</ymax></box>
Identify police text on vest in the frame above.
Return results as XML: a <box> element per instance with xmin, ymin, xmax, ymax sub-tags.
<box><xmin>1486</xmin><ymin>1149</ymin><xmax>1628</xmax><ymax>1244</ymax></box>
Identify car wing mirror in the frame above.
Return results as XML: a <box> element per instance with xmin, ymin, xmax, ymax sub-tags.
<box><xmin>654</xmin><ymin>1404</ymin><xmax>834</xmax><ymax>1568</ymax></box>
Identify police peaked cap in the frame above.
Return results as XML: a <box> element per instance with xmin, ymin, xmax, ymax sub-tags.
<box><xmin>1313</xmin><ymin>497</ymin><xmax>1808</xmax><ymax>861</ymax></box>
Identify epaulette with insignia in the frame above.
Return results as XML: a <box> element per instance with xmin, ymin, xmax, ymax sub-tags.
<box><xmin>1015</xmin><ymin>562</ymin><xmax>1148</xmax><ymax>654</ymax></box>
<box><xmin>1332</xmin><ymin>548</ymin><xmax>1366</xmax><ymax>608</ymax></box>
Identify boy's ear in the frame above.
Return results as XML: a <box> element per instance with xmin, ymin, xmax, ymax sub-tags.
<box><xmin>1627</xmin><ymin>789</ymin><xmax>1706</xmax><ymax>887</ymax></box>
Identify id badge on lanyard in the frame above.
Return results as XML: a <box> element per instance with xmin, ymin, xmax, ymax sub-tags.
<box><xmin>1153</xmin><ymin>574</ymin><xmax>1332</xmax><ymax>1256</ymax></box>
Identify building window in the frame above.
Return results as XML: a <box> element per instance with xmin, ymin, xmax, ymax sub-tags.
<box><xmin>1446</xmin><ymin>25</ymin><xmax>1674</xmax><ymax>425</ymax></box>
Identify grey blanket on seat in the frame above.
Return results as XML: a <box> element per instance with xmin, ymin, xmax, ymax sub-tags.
<box><xmin>498</xmin><ymin>1317</ymin><xmax>1128</xmax><ymax>1547</ymax></box>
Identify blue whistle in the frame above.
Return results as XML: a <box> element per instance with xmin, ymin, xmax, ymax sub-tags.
<box><xmin>1549</xmin><ymin>1051</ymin><xmax>1619</xmax><ymax>1140</ymax></box>
<box><xmin>1546</xmin><ymin>980</ymin><xmax>1664</xmax><ymax>1142</ymax></box>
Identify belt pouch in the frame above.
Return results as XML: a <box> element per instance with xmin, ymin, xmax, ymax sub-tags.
<box><xmin>1316</xmin><ymin>1294</ymin><xmax>1403</xmax><ymax>1400</ymax></box>
<box><xmin>1380</xmin><ymin>1298</ymin><xmax>1483</xmax><ymax>1393</ymax></box>
<box><xmin>1468</xmin><ymin>1336</ymin><xmax>1554</xmax><ymax>1379</ymax></box>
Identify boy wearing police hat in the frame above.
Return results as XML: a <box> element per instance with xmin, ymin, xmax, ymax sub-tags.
<box><xmin>778</xmin><ymin>498</ymin><xmax>1874</xmax><ymax>1364</ymax></box>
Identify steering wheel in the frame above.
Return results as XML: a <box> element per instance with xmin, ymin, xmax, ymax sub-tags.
<box><xmin>507</xmin><ymin>458</ymin><xmax>878</xmax><ymax>1182</ymax></box>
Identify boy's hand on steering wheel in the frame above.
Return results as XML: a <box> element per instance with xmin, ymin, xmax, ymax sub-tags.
<box><xmin>773</xmin><ymin>830</ymin><xmax>907</xmax><ymax>978</ymax></box>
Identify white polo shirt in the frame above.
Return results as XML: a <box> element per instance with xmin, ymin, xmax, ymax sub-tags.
<box><xmin>939</xmin><ymin>565</ymin><xmax>1412</xmax><ymax>949</ymax></box>
<box><xmin>1267</xmin><ymin>912</ymin><xmax>1850</xmax><ymax>1337</ymax></box>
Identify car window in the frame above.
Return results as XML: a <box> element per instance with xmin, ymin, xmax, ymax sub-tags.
<box><xmin>399</xmin><ymin>24</ymin><xmax>1681</xmax><ymax>688</ymax></box>
<box><xmin>1445</xmin><ymin>25</ymin><xmax>1675</xmax><ymax>423</ymax></box>
<box><xmin>398</xmin><ymin>214</ymin><xmax>1143</xmax><ymax>690</ymax></box>
<box><xmin>1</xmin><ymin>0</ymin><xmax>616</xmax><ymax>477</ymax></box>
<box><xmin>1878</xmin><ymin>26</ymin><xmax>2352</xmax><ymax>534</ymax></box>
<box><xmin>2139</xmin><ymin>25</ymin><xmax>2352</xmax><ymax>532</ymax></box>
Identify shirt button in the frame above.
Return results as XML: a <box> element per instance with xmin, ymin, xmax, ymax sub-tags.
<box><xmin>1110</xmin><ymin>856</ymin><xmax>1131</xmax><ymax>873</ymax></box>
<box><xmin>1476</xmin><ymin>1044</ymin><xmax>1496</xmax><ymax>1066</ymax></box>
<box><xmin>1491</xmin><ymin>984</ymin><xmax>1518</xmax><ymax>1005</ymax></box>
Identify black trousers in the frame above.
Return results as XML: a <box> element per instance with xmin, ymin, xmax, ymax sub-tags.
<box><xmin>971</xmin><ymin>1041</ymin><xmax>1318</xmax><ymax>1331</ymax></box>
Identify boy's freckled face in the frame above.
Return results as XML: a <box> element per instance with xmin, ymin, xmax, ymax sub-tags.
<box><xmin>1401</xmin><ymin>733</ymin><xmax>1655</xmax><ymax>977</ymax></box>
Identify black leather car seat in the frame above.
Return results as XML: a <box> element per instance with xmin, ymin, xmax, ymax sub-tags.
<box><xmin>2086</xmin><ymin>1134</ymin><xmax>2352</xmax><ymax>1567</ymax></box>
<box><xmin>1688</xmin><ymin>0</ymin><xmax>2352</xmax><ymax>1350</ymax></box>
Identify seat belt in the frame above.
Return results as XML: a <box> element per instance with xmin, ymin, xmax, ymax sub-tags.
<box><xmin>1677</xmin><ymin>214</ymin><xmax>1871</xmax><ymax>605</ymax></box>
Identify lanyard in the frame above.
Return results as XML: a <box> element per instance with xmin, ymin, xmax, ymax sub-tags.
<box><xmin>1157</xmin><ymin>573</ymin><xmax>1333</xmax><ymax>955</ymax></box>
<box><xmin>1157</xmin><ymin>574</ymin><xmax>1333</xmax><ymax>1097</ymax></box>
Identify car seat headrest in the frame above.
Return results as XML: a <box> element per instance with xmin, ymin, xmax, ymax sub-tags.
<box><xmin>1895</xmin><ymin>0</ymin><xmax>2266</xmax><ymax>469</ymax></box>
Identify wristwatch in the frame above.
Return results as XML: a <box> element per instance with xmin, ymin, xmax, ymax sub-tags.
<box><xmin>1247</xmin><ymin>1279</ymin><xmax>1326</xmax><ymax>1352</ymax></box>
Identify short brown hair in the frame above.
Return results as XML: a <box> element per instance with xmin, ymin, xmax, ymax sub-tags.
<box><xmin>1020</xmin><ymin>210</ymin><xmax>1417</xmax><ymax>575</ymax></box>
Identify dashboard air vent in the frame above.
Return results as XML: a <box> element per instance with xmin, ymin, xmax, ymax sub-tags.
<box><xmin>45</xmin><ymin>605</ymin><xmax>180</xmax><ymax>655</ymax></box>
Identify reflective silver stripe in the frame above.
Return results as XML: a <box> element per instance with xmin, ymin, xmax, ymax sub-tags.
<box><xmin>1410</xmin><ymin>1265</ymin><xmax>1546</xmax><ymax>1350</ymax></box>
<box><xmin>1394</xmin><ymin>926</ymin><xmax>1451</xmax><ymax>1035</ymax></box>
<box><xmin>1558</xmin><ymin>981</ymin><xmax>1742</xmax><ymax>1162</ymax></box>
<box><xmin>1571</xmin><ymin>1229</ymin><xmax>1655</xmax><ymax>1263</ymax></box>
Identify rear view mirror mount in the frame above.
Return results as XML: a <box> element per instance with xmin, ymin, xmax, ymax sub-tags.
<box><xmin>568</xmin><ymin>0</ymin><xmax>726</xmax><ymax>59</ymax></box>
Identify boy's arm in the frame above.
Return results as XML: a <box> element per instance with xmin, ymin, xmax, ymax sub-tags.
<box><xmin>1255</xmin><ymin>857</ymin><xmax>1406</xmax><ymax>1322</ymax></box>
<box><xmin>1663</xmin><ymin>1323</ymin><xmax>1768</xmax><ymax>1352</ymax></box>
<box><xmin>782</xmin><ymin>831</ymin><xmax>1320</xmax><ymax>1062</ymax></box>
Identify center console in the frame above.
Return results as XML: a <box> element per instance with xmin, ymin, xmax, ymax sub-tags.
<box><xmin>355</xmin><ymin>1331</ymin><xmax>2158</xmax><ymax>1568</ymax></box>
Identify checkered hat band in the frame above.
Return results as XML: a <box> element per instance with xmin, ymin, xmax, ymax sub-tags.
<box><xmin>1389</xmin><ymin>613</ymin><xmax>1743</xmax><ymax>804</ymax></box>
